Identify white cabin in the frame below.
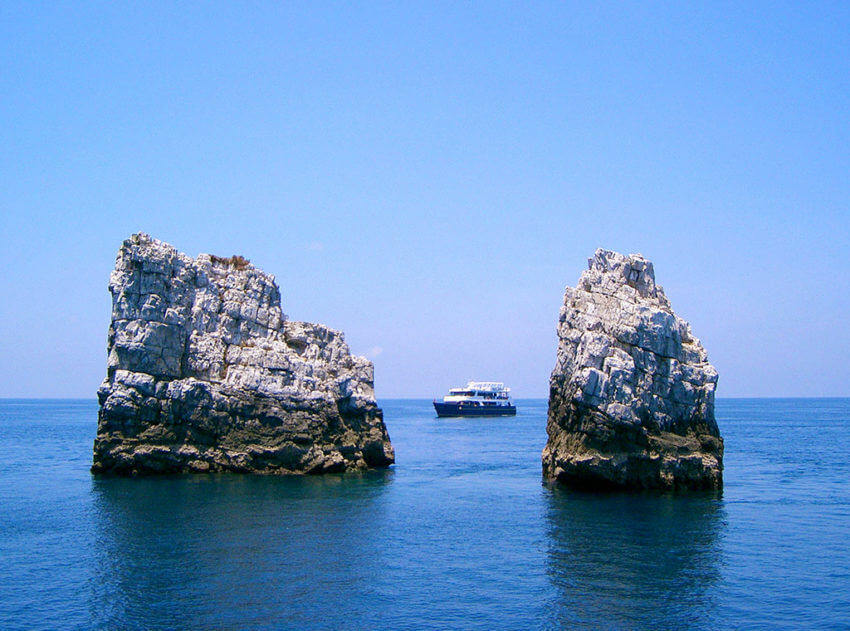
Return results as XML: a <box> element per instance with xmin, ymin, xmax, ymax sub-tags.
<box><xmin>443</xmin><ymin>381</ymin><xmax>512</xmax><ymax>406</ymax></box>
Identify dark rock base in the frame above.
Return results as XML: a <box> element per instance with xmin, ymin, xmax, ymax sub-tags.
<box><xmin>542</xmin><ymin>391</ymin><xmax>723</xmax><ymax>492</ymax></box>
<box><xmin>92</xmin><ymin>381</ymin><xmax>394</xmax><ymax>476</ymax></box>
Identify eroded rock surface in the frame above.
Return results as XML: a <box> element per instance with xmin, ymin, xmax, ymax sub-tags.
<box><xmin>92</xmin><ymin>233</ymin><xmax>394</xmax><ymax>475</ymax></box>
<box><xmin>542</xmin><ymin>249</ymin><xmax>723</xmax><ymax>490</ymax></box>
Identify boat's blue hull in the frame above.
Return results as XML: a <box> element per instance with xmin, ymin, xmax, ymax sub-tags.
<box><xmin>433</xmin><ymin>402</ymin><xmax>517</xmax><ymax>417</ymax></box>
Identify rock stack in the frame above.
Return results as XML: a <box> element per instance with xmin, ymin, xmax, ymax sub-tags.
<box><xmin>542</xmin><ymin>249</ymin><xmax>723</xmax><ymax>490</ymax></box>
<box><xmin>92</xmin><ymin>233</ymin><xmax>394</xmax><ymax>475</ymax></box>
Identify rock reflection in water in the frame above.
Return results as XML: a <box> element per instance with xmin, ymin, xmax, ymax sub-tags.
<box><xmin>545</xmin><ymin>487</ymin><xmax>725</xmax><ymax>628</ymax></box>
<box><xmin>88</xmin><ymin>471</ymin><xmax>393</xmax><ymax>630</ymax></box>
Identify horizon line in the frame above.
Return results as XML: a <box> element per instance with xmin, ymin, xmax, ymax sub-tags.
<box><xmin>2</xmin><ymin>396</ymin><xmax>849</xmax><ymax>401</ymax></box>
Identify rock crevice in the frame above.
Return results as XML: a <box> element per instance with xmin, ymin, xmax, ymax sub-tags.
<box><xmin>93</xmin><ymin>233</ymin><xmax>394</xmax><ymax>475</ymax></box>
<box><xmin>542</xmin><ymin>249</ymin><xmax>723</xmax><ymax>490</ymax></box>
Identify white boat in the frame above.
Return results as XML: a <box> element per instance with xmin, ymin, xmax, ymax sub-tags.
<box><xmin>433</xmin><ymin>381</ymin><xmax>517</xmax><ymax>417</ymax></box>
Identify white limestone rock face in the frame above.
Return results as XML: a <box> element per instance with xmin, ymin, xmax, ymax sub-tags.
<box><xmin>93</xmin><ymin>233</ymin><xmax>394</xmax><ymax>475</ymax></box>
<box><xmin>542</xmin><ymin>249</ymin><xmax>723</xmax><ymax>490</ymax></box>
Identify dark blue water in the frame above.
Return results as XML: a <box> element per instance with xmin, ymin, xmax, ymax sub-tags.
<box><xmin>1</xmin><ymin>399</ymin><xmax>849</xmax><ymax>630</ymax></box>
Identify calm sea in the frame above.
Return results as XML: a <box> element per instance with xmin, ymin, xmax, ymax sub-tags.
<box><xmin>0</xmin><ymin>398</ymin><xmax>848</xmax><ymax>630</ymax></box>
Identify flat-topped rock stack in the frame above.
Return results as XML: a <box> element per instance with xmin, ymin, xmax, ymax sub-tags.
<box><xmin>542</xmin><ymin>249</ymin><xmax>723</xmax><ymax>490</ymax></box>
<box><xmin>92</xmin><ymin>233</ymin><xmax>394</xmax><ymax>475</ymax></box>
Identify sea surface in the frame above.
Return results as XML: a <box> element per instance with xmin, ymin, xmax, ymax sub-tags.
<box><xmin>1</xmin><ymin>398</ymin><xmax>849</xmax><ymax>630</ymax></box>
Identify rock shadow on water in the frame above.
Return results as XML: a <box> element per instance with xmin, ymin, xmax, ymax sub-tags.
<box><xmin>544</xmin><ymin>485</ymin><xmax>726</xmax><ymax>629</ymax></box>
<box><xmin>87</xmin><ymin>470</ymin><xmax>394</xmax><ymax>629</ymax></box>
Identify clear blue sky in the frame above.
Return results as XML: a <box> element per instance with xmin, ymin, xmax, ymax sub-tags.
<box><xmin>1</xmin><ymin>2</ymin><xmax>848</xmax><ymax>398</ymax></box>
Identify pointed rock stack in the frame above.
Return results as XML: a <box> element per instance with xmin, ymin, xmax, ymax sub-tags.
<box><xmin>542</xmin><ymin>249</ymin><xmax>723</xmax><ymax>490</ymax></box>
<box><xmin>93</xmin><ymin>233</ymin><xmax>394</xmax><ymax>475</ymax></box>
